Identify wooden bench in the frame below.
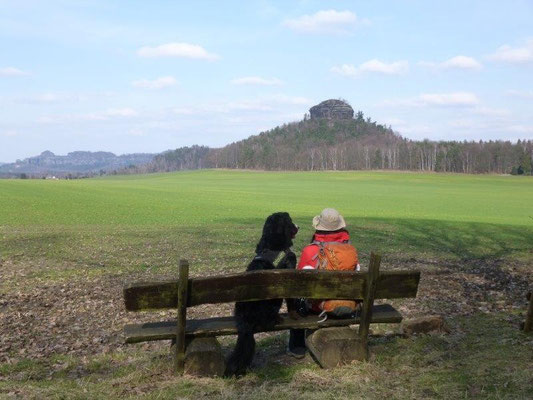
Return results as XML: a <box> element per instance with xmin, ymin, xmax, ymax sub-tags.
<box><xmin>123</xmin><ymin>253</ymin><xmax>420</xmax><ymax>376</ymax></box>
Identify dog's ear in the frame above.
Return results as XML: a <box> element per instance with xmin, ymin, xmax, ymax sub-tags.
<box><xmin>277</xmin><ymin>212</ymin><xmax>297</xmax><ymax>249</ymax></box>
<box><xmin>255</xmin><ymin>214</ymin><xmax>275</xmax><ymax>253</ymax></box>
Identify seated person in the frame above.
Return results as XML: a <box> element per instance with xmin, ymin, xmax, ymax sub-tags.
<box><xmin>288</xmin><ymin>208</ymin><xmax>360</xmax><ymax>358</ymax></box>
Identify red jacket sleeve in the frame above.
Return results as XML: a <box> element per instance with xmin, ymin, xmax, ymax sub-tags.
<box><xmin>297</xmin><ymin>244</ymin><xmax>319</xmax><ymax>270</ymax></box>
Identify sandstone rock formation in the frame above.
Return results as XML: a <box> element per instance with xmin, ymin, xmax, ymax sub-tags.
<box><xmin>309</xmin><ymin>99</ymin><xmax>354</xmax><ymax>120</ymax></box>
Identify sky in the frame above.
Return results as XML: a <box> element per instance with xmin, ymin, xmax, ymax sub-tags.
<box><xmin>1</xmin><ymin>0</ymin><xmax>532</xmax><ymax>162</ymax></box>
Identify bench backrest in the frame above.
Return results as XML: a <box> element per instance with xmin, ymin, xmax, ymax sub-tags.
<box><xmin>124</xmin><ymin>268</ymin><xmax>420</xmax><ymax>311</ymax></box>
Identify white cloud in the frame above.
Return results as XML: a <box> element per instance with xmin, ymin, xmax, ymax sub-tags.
<box><xmin>127</xmin><ymin>128</ymin><xmax>145</xmax><ymax>137</ymax></box>
<box><xmin>166</xmin><ymin>94</ymin><xmax>312</xmax><ymax>117</ymax></box>
<box><xmin>18</xmin><ymin>92</ymin><xmax>84</xmax><ymax>104</ymax></box>
<box><xmin>0</xmin><ymin>67</ymin><xmax>28</xmax><ymax>77</ymax></box>
<box><xmin>443</xmin><ymin>56</ymin><xmax>482</xmax><ymax>70</ymax></box>
<box><xmin>508</xmin><ymin>125</ymin><xmax>533</xmax><ymax>134</ymax></box>
<box><xmin>331</xmin><ymin>64</ymin><xmax>358</xmax><ymax>77</ymax></box>
<box><xmin>506</xmin><ymin>89</ymin><xmax>533</xmax><ymax>99</ymax></box>
<box><xmin>231</xmin><ymin>76</ymin><xmax>283</xmax><ymax>86</ymax></box>
<box><xmin>473</xmin><ymin>106</ymin><xmax>511</xmax><ymax>117</ymax></box>
<box><xmin>283</xmin><ymin>10</ymin><xmax>364</xmax><ymax>34</ymax></box>
<box><xmin>359</xmin><ymin>59</ymin><xmax>409</xmax><ymax>75</ymax></box>
<box><xmin>172</xmin><ymin>107</ymin><xmax>196</xmax><ymax>115</ymax></box>
<box><xmin>32</xmin><ymin>93</ymin><xmax>66</xmax><ymax>103</ymax></box>
<box><xmin>132</xmin><ymin>76</ymin><xmax>178</xmax><ymax>89</ymax></box>
<box><xmin>380</xmin><ymin>92</ymin><xmax>479</xmax><ymax>108</ymax></box>
<box><xmin>226</xmin><ymin>101</ymin><xmax>273</xmax><ymax>112</ymax></box>
<box><xmin>137</xmin><ymin>42</ymin><xmax>218</xmax><ymax>60</ymax></box>
<box><xmin>419</xmin><ymin>92</ymin><xmax>479</xmax><ymax>106</ymax></box>
<box><xmin>448</xmin><ymin>119</ymin><xmax>476</xmax><ymax>129</ymax></box>
<box><xmin>105</xmin><ymin>108</ymin><xmax>137</xmax><ymax>117</ymax></box>
<box><xmin>39</xmin><ymin>108</ymin><xmax>138</xmax><ymax>123</ymax></box>
<box><xmin>1</xmin><ymin>129</ymin><xmax>19</xmax><ymax>137</ymax></box>
<box><xmin>269</xmin><ymin>94</ymin><xmax>313</xmax><ymax>106</ymax></box>
<box><xmin>331</xmin><ymin>59</ymin><xmax>409</xmax><ymax>77</ymax></box>
<box><xmin>488</xmin><ymin>39</ymin><xmax>533</xmax><ymax>64</ymax></box>
<box><xmin>419</xmin><ymin>56</ymin><xmax>482</xmax><ymax>70</ymax></box>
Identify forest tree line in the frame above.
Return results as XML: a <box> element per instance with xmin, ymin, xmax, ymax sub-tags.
<box><xmin>118</xmin><ymin>113</ymin><xmax>533</xmax><ymax>175</ymax></box>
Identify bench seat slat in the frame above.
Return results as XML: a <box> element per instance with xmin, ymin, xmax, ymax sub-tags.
<box><xmin>124</xmin><ymin>304</ymin><xmax>402</xmax><ymax>344</ymax></box>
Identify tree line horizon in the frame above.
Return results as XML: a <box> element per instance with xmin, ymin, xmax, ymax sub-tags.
<box><xmin>120</xmin><ymin>111</ymin><xmax>533</xmax><ymax>176</ymax></box>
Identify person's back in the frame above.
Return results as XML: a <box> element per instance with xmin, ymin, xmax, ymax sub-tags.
<box><xmin>298</xmin><ymin>209</ymin><xmax>360</xmax><ymax>315</ymax></box>
<box><xmin>288</xmin><ymin>208</ymin><xmax>360</xmax><ymax>358</ymax></box>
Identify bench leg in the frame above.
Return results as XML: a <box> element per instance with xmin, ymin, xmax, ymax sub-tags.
<box><xmin>305</xmin><ymin>327</ymin><xmax>366</xmax><ymax>369</ymax></box>
<box><xmin>179</xmin><ymin>337</ymin><xmax>225</xmax><ymax>377</ymax></box>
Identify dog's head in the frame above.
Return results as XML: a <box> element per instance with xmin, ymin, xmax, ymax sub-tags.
<box><xmin>255</xmin><ymin>212</ymin><xmax>299</xmax><ymax>253</ymax></box>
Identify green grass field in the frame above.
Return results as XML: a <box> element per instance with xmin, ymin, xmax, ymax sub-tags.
<box><xmin>1</xmin><ymin>170</ymin><xmax>530</xmax><ymax>227</ymax></box>
<box><xmin>1</xmin><ymin>170</ymin><xmax>532</xmax><ymax>399</ymax></box>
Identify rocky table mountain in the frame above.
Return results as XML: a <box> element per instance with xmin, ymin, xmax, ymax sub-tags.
<box><xmin>309</xmin><ymin>99</ymin><xmax>354</xmax><ymax>120</ymax></box>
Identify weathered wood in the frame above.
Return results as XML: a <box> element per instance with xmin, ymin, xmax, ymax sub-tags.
<box><xmin>124</xmin><ymin>304</ymin><xmax>402</xmax><ymax>343</ymax></box>
<box><xmin>358</xmin><ymin>252</ymin><xmax>381</xmax><ymax>360</ymax></box>
<box><xmin>523</xmin><ymin>291</ymin><xmax>533</xmax><ymax>333</ymax></box>
<box><xmin>173</xmin><ymin>260</ymin><xmax>189</xmax><ymax>374</ymax></box>
<box><xmin>306</xmin><ymin>327</ymin><xmax>366</xmax><ymax>368</ymax></box>
<box><xmin>123</xmin><ymin>269</ymin><xmax>419</xmax><ymax>311</ymax></box>
<box><xmin>183</xmin><ymin>337</ymin><xmax>225</xmax><ymax>377</ymax></box>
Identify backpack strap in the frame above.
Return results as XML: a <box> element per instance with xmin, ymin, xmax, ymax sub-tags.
<box><xmin>311</xmin><ymin>242</ymin><xmax>327</xmax><ymax>270</ymax></box>
<box><xmin>253</xmin><ymin>248</ymin><xmax>292</xmax><ymax>267</ymax></box>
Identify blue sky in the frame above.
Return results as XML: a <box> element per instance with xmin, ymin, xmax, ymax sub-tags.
<box><xmin>1</xmin><ymin>0</ymin><xmax>532</xmax><ymax>162</ymax></box>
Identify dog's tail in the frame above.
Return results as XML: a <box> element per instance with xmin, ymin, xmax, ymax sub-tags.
<box><xmin>224</xmin><ymin>329</ymin><xmax>256</xmax><ymax>377</ymax></box>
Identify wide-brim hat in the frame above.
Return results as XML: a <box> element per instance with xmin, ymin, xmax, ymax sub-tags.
<box><xmin>312</xmin><ymin>208</ymin><xmax>346</xmax><ymax>231</ymax></box>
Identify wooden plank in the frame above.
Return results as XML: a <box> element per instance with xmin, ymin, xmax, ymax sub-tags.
<box><xmin>358</xmin><ymin>253</ymin><xmax>381</xmax><ymax>360</ymax></box>
<box><xmin>124</xmin><ymin>269</ymin><xmax>420</xmax><ymax>311</ymax></box>
<box><xmin>375</xmin><ymin>270</ymin><xmax>420</xmax><ymax>299</ymax></box>
<box><xmin>173</xmin><ymin>260</ymin><xmax>189</xmax><ymax>374</ymax></box>
<box><xmin>124</xmin><ymin>304</ymin><xmax>402</xmax><ymax>343</ymax></box>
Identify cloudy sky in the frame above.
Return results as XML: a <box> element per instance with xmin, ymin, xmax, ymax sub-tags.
<box><xmin>1</xmin><ymin>0</ymin><xmax>532</xmax><ymax>162</ymax></box>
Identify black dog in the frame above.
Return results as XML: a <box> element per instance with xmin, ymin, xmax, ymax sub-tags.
<box><xmin>224</xmin><ymin>212</ymin><xmax>299</xmax><ymax>377</ymax></box>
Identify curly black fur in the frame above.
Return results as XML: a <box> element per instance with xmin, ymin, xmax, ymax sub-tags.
<box><xmin>224</xmin><ymin>212</ymin><xmax>298</xmax><ymax>377</ymax></box>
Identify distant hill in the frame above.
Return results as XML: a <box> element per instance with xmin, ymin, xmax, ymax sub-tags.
<box><xmin>0</xmin><ymin>150</ymin><xmax>155</xmax><ymax>177</ymax></box>
<box><xmin>130</xmin><ymin>99</ymin><xmax>400</xmax><ymax>173</ymax></box>
<box><xmin>144</xmin><ymin>99</ymin><xmax>532</xmax><ymax>175</ymax></box>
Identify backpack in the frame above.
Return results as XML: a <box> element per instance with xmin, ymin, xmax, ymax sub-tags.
<box><xmin>312</xmin><ymin>241</ymin><xmax>360</xmax><ymax>314</ymax></box>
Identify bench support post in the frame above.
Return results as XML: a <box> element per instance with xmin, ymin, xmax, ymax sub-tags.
<box><xmin>306</xmin><ymin>327</ymin><xmax>366</xmax><ymax>368</ymax></box>
<box><xmin>173</xmin><ymin>259</ymin><xmax>189</xmax><ymax>374</ymax></box>
<box><xmin>184</xmin><ymin>337</ymin><xmax>225</xmax><ymax>376</ymax></box>
<box><xmin>358</xmin><ymin>252</ymin><xmax>381</xmax><ymax>360</ymax></box>
<box><xmin>523</xmin><ymin>292</ymin><xmax>532</xmax><ymax>333</ymax></box>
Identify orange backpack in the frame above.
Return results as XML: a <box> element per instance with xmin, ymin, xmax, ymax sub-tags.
<box><xmin>313</xmin><ymin>241</ymin><xmax>360</xmax><ymax>313</ymax></box>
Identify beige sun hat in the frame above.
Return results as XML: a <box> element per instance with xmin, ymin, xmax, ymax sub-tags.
<box><xmin>312</xmin><ymin>208</ymin><xmax>346</xmax><ymax>231</ymax></box>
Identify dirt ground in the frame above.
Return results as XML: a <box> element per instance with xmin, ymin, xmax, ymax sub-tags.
<box><xmin>1</xmin><ymin>254</ymin><xmax>531</xmax><ymax>368</ymax></box>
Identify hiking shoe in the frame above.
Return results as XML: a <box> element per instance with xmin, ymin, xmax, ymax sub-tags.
<box><xmin>330</xmin><ymin>306</ymin><xmax>354</xmax><ymax>318</ymax></box>
<box><xmin>287</xmin><ymin>346</ymin><xmax>306</xmax><ymax>359</ymax></box>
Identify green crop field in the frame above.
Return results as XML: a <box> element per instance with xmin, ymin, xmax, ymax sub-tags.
<box><xmin>1</xmin><ymin>170</ymin><xmax>532</xmax><ymax>399</ymax></box>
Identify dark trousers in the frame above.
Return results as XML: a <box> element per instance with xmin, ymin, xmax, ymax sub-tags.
<box><xmin>289</xmin><ymin>328</ymin><xmax>306</xmax><ymax>350</ymax></box>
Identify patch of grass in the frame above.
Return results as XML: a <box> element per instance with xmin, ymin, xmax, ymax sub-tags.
<box><xmin>1</xmin><ymin>314</ymin><xmax>531</xmax><ymax>399</ymax></box>
<box><xmin>1</xmin><ymin>170</ymin><xmax>531</xmax><ymax>228</ymax></box>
